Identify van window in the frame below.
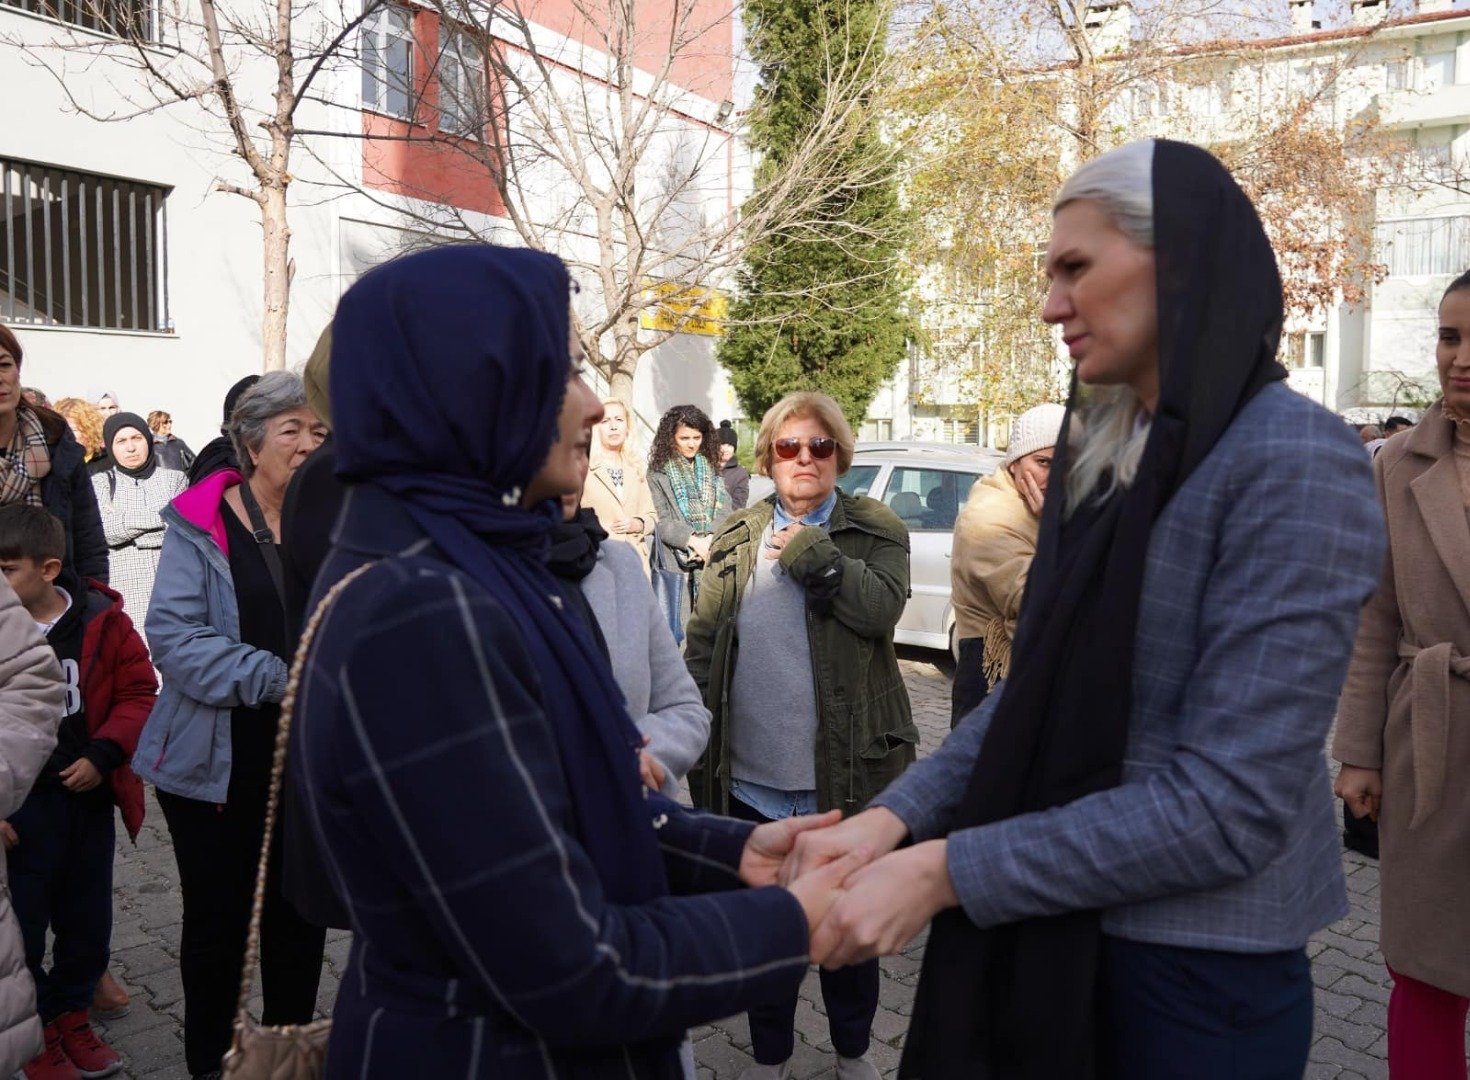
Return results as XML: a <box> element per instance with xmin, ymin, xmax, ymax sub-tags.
<box><xmin>836</xmin><ymin>464</ymin><xmax>880</xmax><ymax>498</ymax></box>
<box><xmin>884</xmin><ymin>467</ymin><xmax>983</xmax><ymax>531</ymax></box>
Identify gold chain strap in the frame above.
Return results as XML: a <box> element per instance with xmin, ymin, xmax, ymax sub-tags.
<box><xmin>231</xmin><ymin>562</ymin><xmax>378</xmax><ymax>1029</ymax></box>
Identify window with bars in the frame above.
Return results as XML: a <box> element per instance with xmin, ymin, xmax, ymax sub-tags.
<box><xmin>0</xmin><ymin>158</ymin><xmax>170</xmax><ymax>332</ymax></box>
<box><xmin>1376</xmin><ymin>216</ymin><xmax>1470</xmax><ymax>278</ymax></box>
<box><xmin>0</xmin><ymin>0</ymin><xmax>153</xmax><ymax>38</ymax></box>
<box><xmin>362</xmin><ymin>6</ymin><xmax>415</xmax><ymax>118</ymax></box>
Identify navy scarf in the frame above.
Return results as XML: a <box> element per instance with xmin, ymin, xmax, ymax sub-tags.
<box><xmin>330</xmin><ymin>244</ymin><xmax>664</xmax><ymax>906</ymax></box>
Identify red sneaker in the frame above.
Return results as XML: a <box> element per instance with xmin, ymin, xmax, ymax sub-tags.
<box><xmin>53</xmin><ymin>1011</ymin><xmax>120</xmax><ymax>1079</ymax></box>
<box><xmin>20</xmin><ymin>1023</ymin><xmax>81</xmax><ymax>1080</ymax></box>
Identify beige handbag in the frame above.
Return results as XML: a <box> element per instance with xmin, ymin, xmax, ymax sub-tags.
<box><xmin>221</xmin><ymin>564</ymin><xmax>376</xmax><ymax>1079</ymax></box>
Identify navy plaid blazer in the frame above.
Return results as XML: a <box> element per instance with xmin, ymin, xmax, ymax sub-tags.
<box><xmin>294</xmin><ymin>485</ymin><xmax>810</xmax><ymax>1079</ymax></box>
<box><xmin>874</xmin><ymin>383</ymin><xmax>1386</xmax><ymax>951</ymax></box>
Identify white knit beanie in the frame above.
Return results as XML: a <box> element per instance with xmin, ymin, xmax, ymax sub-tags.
<box><xmin>1004</xmin><ymin>403</ymin><xmax>1067</xmax><ymax>467</ymax></box>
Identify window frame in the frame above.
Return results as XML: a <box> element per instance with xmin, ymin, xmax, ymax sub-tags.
<box><xmin>361</xmin><ymin>4</ymin><xmax>416</xmax><ymax>121</ymax></box>
<box><xmin>881</xmin><ymin>465</ymin><xmax>985</xmax><ymax>533</ymax></box>
<box><xmin>437</xmin><ymin>22</ymin><xmax>484</xmax><ymax>138</ymax></box>
<box><xmin>0</xmin><ymin>156</ymin><xmax>170</xmax><ymax>333</ymax></box>
<box><xmin>0</xmin><ymin>0</ymin><xmax>154</xmax><ymax>41</ymax></box>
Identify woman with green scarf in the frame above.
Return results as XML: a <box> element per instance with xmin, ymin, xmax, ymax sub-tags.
<box><xmin>648</xmin><ymin>404</ymin><xmax>730</xmax><ymax>638</ymax></box>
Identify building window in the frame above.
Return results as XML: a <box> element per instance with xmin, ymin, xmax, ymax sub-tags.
<box><xmin>1286</xmin><ymin>330</ymin><xmax>1325</xmax><ymax>369</ymax></box>
<box><xmin>1129</xmin><ymin>80</ymin><xmax>1161</xmax><ymax>118</ymax></box>
<box><xmin>438</xmin><ymin>25</ymin><xmax>482</xmax><ymax>137</ymax></box>
<box><xmin>0</xmin><ymin>0</ymin><xmax>152</xmax><ymax>39</ymax></box>
<box><xmin>362</xmin><ymin>5</ymin><xmax>415</xmax><ymax>119</ymax></box>
<box><xmin>1422</xmin><ymin>50</ymin><xmax>1456</xmax><ymax>92</ymax></box>
<box><xmin>1377</xmin><ymin>216</ymin><xmax>1470</xmax><ymax>277</ymax></box>
<box><xmin>0</xmin><ymin>158</ymin><xmax>169</xmax><ymax>332</ymax></box>
<box><xmin>1307</xmin><ymin>331</ymin><xmax>1325</xmax><ymax>369</ymax></box>
<box><xmin>1385</xmin><ymin>59</ymin><xmax>1409</xmax><ymax>91</ymax></box>
<box><xmin>1183</xmin><ymin>78</ymin><xmax>1226</xmax><ymax>116</ymax></box>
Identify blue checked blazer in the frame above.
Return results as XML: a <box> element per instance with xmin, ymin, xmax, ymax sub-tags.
<box><xmin>874</xmin><ymin>383</ymin><xmax>1386</xmax><ymax>952</ymax></box>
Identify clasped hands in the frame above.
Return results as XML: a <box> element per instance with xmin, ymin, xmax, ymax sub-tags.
<box><xmin>738</xmin><ymin>807</ymin><xmax>958</xmax><ymax>968</ymax></box>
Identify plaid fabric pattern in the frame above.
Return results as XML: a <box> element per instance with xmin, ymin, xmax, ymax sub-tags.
<box><xmin>873</xmin><ymin>383</ymin><xmax>1387</xmax><ymax>953</ymax></box>
<box><xmin>91</xmin><ymin>468</ymin><xmax>186</xmax><ymax>631</ymax></box>
<box><xmin>0</xmin><ymin>408</ymin><xmax>51</xmax><ymax>507</ymax></box>
<box><xmin>294</xmin><ymin>486</ymin><xmax>810</xmax><ymax>1078</ymax></box>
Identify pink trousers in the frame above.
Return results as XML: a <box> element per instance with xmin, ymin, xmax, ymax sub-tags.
<box><xmin>1388</xmin><ymin>966</ymin><xmax>1470</xmax><ymax>1079</ymax></box>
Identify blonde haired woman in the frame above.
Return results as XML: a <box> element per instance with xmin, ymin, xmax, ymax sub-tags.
<box><xmin>783</xmin><ymin>140</ymin><xmax>1386</xmax><ymax>1079</ymax></box>
<box><xmin>53</xmin><ymin>399</ymin><xmax>105</xmax><ymax>470</ymax></box>
<box><xmin>582</xmin><ymin>399</ymin><xmax>656</xmax><ymax>561</ymax></box>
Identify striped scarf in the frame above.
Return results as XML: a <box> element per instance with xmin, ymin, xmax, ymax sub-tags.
<box><xmin>0</xmin><ymin>408</ymin><xmax>51</xmax><ymax>507</ymax></box>
<box><xmin>663</xmin><ymin>453</ymin><xmax>726</xmax><ymax>533</ymax></box>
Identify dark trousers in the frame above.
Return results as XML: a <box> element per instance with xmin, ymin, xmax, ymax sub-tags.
<box><xmin>950</xmin><ymin>637</ymin><xmax>991</xmax><ymax>730</ymax></box>
<box><xmin>158</xmin><ymin>789</ymin><xmax>326</xmax><ymax>1076</ymax></box>
<box><xmin>726</xmin><ymin>797</ymin><xmax>879</xmax><ymax>1064</ymax></box>
<box><xmin>7</xmin><ymin>785</ymin><xmax>114</xmax><ymax>1022</ymax></box>
<box><xmin>1101</xmin><ymin>936</ymin><xmax>1313</xmax><ymax>1080</ymax></box>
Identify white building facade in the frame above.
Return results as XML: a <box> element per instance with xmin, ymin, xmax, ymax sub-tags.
<box><xmin>0</xmin><ymin>0</ymin><xmax>747</xmax><ymax>450</ymax></box>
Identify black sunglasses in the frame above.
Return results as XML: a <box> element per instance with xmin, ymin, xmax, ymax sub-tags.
<box><xmin>773</xmin><ymin>436</ymin><xmax>837</xmax><ymax>460</ymax></box>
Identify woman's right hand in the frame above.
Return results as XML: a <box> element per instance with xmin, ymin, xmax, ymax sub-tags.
<box><xmin>779</xmin><ymin>807</ymin><xmax>908</xmax><ymax>886</ymax></box>
<box><xmin>688</xmin><ymin>535</ymin><xmax>712</xmax><ymax>563</ymax></box>
<box><xmin>786</xmin><ymin>849</ymin><xmax>871</xmax><ymax>937</ymax></box>
<box><xmin>1335</xmin><ymin>765</ymin><xmax>1382</xmax><ymax>822</ymax></box>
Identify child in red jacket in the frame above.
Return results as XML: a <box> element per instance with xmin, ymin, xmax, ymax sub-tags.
<box><xmin>0</xmin><ymin>505</ymin><xmax>155</xmax><ymax>1080</ymax></box>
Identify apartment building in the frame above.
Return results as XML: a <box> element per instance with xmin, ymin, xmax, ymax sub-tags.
<box><xmin>892</xmin><ymin>0</ymin><xmax>1470</xmax><ymax>445</ymax></box>
<box><xmin>0</xmin><ymin>0</ymin><xmax>746</xmax><ymax>448</ymax></box>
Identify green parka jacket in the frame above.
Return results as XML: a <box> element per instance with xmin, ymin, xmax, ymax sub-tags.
<box><xmin>684</xmin><ymin>491</ymin><xmax>919</xmax><ymax>815</ymax></box>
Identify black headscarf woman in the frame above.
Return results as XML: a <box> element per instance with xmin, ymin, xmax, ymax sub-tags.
<box><xmin>102</xmin><ymin>412</ymin><xmax>158</xmax><ymax>482</ymax></box>
<box><xmin>896</xmin><ymin>139</ymin><xmax>1289</xmax><ymax>1080</ymax></box>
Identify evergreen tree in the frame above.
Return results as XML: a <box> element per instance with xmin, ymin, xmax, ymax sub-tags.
<box><xmin>718</xmin><ymin>0</ymin><xmax>910</xmax><ymax>427</ymax></box>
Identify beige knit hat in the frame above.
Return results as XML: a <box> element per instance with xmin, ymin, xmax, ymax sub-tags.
<box><xmin>1004</xmin><ymin>403</ymin><xmax>1066</xmax><ymax>467</ymax></box>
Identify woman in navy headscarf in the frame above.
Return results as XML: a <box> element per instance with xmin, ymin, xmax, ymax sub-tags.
<box><xmin>292</xmin><ymin>244</ymin><xmax>860</xmax><ymax>1079</ymax></box>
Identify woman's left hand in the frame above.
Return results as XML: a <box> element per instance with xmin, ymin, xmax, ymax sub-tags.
<box><xmin>740</xmin><ymin>810</ymin><xmax>844</xmax><ymax>887</ymax></box>
<box><xmin>809</xmin><ymin>840</ymin><xmax>958</xmax><ymax>968</ymax></box>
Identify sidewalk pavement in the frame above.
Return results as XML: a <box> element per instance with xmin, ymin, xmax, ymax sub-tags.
<box><xmin>95</xmin><ymin>653</ymin><xmax>1396</xmax><ymax>1079</ymax></box>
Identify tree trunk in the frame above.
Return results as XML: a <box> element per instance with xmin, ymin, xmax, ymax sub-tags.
<box><xmin>608</xmin><ymin>366</ymin><xmax>635</xmax><ymax>407</ymax></box>
<box><xmin>260</xmin><ymin>183</ymin><xmax>292</xmax><ymax>371</ymax></box>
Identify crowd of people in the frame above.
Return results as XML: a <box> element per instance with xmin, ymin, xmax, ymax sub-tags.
<box><xmin>0</xmin><ymin>133</ymin><xmax>1459</xmax><ymax>1080</ymax></box>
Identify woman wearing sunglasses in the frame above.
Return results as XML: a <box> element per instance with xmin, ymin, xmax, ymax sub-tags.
<box><xmin>684</xmin><ymin>391</ymin><xmax>919</xmax><ymax>1080</ymax></box>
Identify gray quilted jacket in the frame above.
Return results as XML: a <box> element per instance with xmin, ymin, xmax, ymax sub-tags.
<box><xmin>0</xmin><ymin>577</ymin><xmax>65</xmax><ymax>1073</ymax></box>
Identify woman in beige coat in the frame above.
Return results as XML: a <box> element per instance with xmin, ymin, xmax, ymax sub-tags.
<box><xmin>948</xmin><ymin>403</ymin><xmax>1065</xmax><ymax>727</ymax></box>
<box><xmin>582</xmin><ymin>399</ymin><xmax>656</xmax><ymax>567</ymax></box>
<box><xmin>1335</xmin><ymin>272</ymin><xmax>1470</xmax><ymax>1077</ymax></box>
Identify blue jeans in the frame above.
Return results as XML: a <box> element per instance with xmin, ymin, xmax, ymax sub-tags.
<box><xmin>7</xmin><ymin>785</ymin><xmax>115</xmax><ymax>1022</ymax></box>
<box><xmin>729</xmin><ymin>778</ymin><xmax>818</xmax><ymax>820</ymax></box>
<box><xmin>1102</xmin><ymin>936</ymin><xmax>1313</xmax><ymax>1079</ymax></box>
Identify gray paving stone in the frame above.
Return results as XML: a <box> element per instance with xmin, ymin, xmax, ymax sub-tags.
<box><xmin>1312</xmin><ymin>1037</ymin><xmax>1389</xmax><ymax>1079</ymax></box>
<box><xmin>1314</xmin><ymin>1011</ymin><xmax>1383</xmax><ymax>1052</ymax></box>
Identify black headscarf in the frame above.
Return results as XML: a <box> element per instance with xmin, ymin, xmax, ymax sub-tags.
<box><xmin>103</xmin><ymin>412</ymin><xmax>157</xmax><ymax>480</ymax></box>
<box><xmin>899</xmin><ymin>141</ymin><xmax>1287</xmax><ymax>1080</ymax></box>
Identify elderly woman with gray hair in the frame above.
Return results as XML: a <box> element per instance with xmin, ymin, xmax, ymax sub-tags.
<box><xmin>134</xmin><ymin>371</ymin><xmax>329</xmax><ymax>1080</ymax></box>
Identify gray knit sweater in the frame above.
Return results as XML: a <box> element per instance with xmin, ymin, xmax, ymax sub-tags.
<box><xmin>727</xmin><ymin>521</ymin><xmax>818</xmax><ymax>792</ymax></box>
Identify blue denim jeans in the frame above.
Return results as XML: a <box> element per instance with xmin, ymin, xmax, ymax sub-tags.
<box><xmin>729</xmin><ymin>778</ymin><xmax>817</xmax><ymax>820</ymax></box>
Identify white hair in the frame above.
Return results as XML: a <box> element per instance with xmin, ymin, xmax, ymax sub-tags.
<box><xmin>1052</xmin><ymin>140</ymin><xmax>1156</xmax><ymax>515</ymax></box>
